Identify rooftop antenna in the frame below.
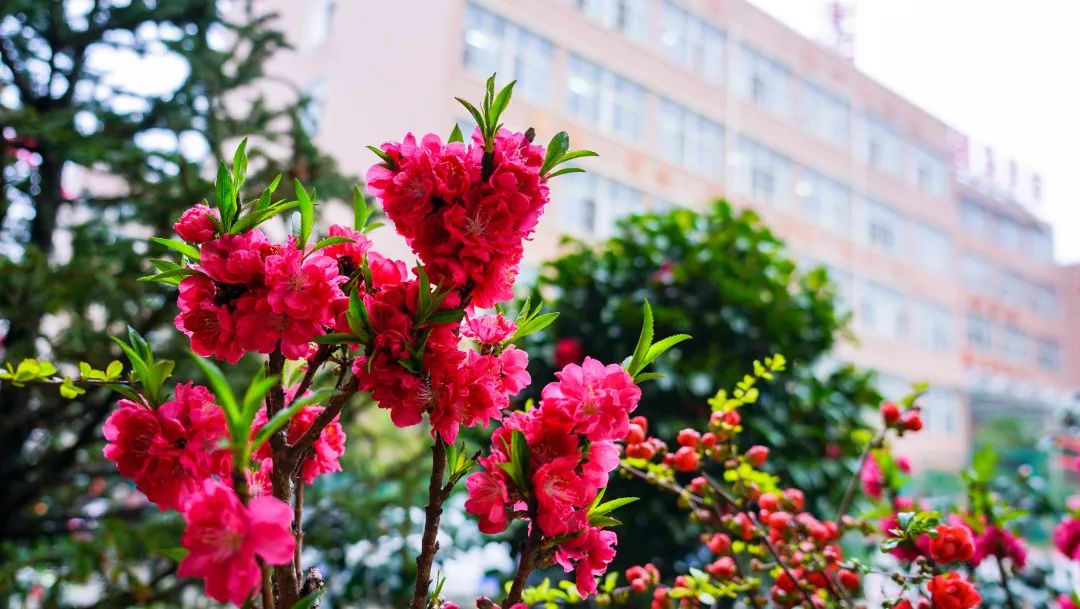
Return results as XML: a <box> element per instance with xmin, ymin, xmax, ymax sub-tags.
<box><xmin>827</xmin><ymin>1</ymin><xmax>855</xmax><ymax>62</ymax></box>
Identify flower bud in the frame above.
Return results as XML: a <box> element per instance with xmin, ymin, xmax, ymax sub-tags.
<box><xmin>880</xmin><ymin>401</ymin><xmax>901</xmax><ymax>425</ymax></box>
<box><xmin>676</xmin><ymin>428</ymin><xmax>701</xmax><ymax>447</ymax></box>
<box><xmin>746</xmin><ymin>445</ymin><xmax>769</xmax><ymax>467</ymax></box>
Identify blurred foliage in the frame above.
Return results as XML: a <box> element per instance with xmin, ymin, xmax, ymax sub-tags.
<box><xmin>524</xmin><ymin>201</ymin><xmax>881</xmax><ymax>570</ymax></box>
<box><xmin>0</xmin><ymin>0</ymin><xmax>354</xmax><ymax>604</ymax></box>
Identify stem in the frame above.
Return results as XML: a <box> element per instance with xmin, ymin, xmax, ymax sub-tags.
<box><xmin>503</xmin><ymin>523</ymin><xmax>544</xmax><ymax>607</ymax></box>
<box><xmin>289</xmin><ymin>376</ymin><xmax>359</xmax><ymax>462</ymax></box>
<box><xmin>748</xmin><ymin>512</ymin><xmax>817</xmax><ymax>608</ymax></box>
<box><xmin>289</xmin><ymin>345</ymin><xmax>333</xmax><ymax>407</ymax></box>
<box><xmin>996</xmin><ymin>556</ymin><xmax>1019</xmax><ymax>609</ymax></box>
<box><xmin>408</xmin><ymin>438</ymin><xmax>448</xmax><ymax>609</ymax></box>
<box><xmin>837</xmin><ymin>430</ymin><xmax>886</xmax><ymax>521</ymax></box>
<box><xmin>260</xmin><ymin>559</ymin><xmax>275</xmax><ymax>609</ymax></box>
<box><xmin>265</xmin><ymin>348</ymin><xmax>301</xmax><ymax>608</ymax></box>
<box><xmin>294</xmin><ymin>481</ymin><xmax>304</xmax><ymax>578</ymax></box>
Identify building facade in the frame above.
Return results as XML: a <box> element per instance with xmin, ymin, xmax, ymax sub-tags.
<box><xmin>263</xmin><ymin>0</ymin><xmax>1078</xmax><ymax>471</ymax></box>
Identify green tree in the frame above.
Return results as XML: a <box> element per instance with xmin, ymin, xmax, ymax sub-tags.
<box><xmin>525</xmin><ymin>201</ymin><xmax>881</xmax><ymax>569</ymax></box>
<box><xmin>0</xmin><ymin>1</ymin><xmax>352</xmax><ymax>603</ymax></box>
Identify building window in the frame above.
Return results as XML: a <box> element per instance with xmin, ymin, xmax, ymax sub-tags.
<box><xmin>797</xmin><ymin>167</ymin><xmax>850</xmax><ymax>235</ymax></box>
<box><xmin>558</xmin><ymin>172</ymin><xmax>644</xmax><ymax>238</ymax></box>
<box><xmin>1000</xmin><ymin>270</ymin><xmax>1026</xmax><ymax>307</ymax></box>
<box><xmin>1002</xmin><ymin>325</ymin><xmax>1027</xmax><ymax>362</ymax></box>
<box><xmin>1036</xmin><ymin>338</ymin><xmax>1061</xmax><ymax>371</ymax></box>
<box><xmin>464</xmin><ymin>4</ymin><xmax>554</xmax><ymax>100</ymax></box>
<box><xmin>739</xmin><ymin>44</ymin><xmax>790</xmax><ymax>117</ymax></box>
<box><xmin>1032</xmin><ymin>226</ymin><xmax>1053</xmax><ymax>262</ymax></box>
<box><xmin>566</xmin><ymin>54</ymin><xmax>645</xmax><ymax>141</ymax></box>
<box><xmin>922</xmin><ymin>389</ymin><xmax>958</xmax><ymax>437</ymax></box>
<box><xmin>961</xmin><ymin>254</ymin><xmax>993</xmax><ymax>294</ymax></box>
<box><xmin>824</xmin><ymin>265</ymin><xmax>853</xmax><ymax>313</ymax></box>
<box><xmin>915</xmin><ymin>300</ymin><xmax>953</xmax><ymax>353</ymax></box>
<box><xmin>863</xmin><ymin>115</ymin><xmax>903</xmax><ymax>177</ymax></box>
<box><xmin>859</xmin><ymin>281</ymin><xmax>906</xmax><ymax>340</ymax></box>
<box><xmin>863</xmin><ymin>198</ymin><xmax>903</xmax><ymax>254</ymax></box>
<box><xmin>1032</xmin><ymin>283</ymin><xmax>1059</xmax><ymax>317</ymax></box>
<box><xmin>299</xmin><ymin>77</ymin><xmax>328</xmax><ymax>136</ymax></box>
<box><xmin>574</xmin><ymin>0</ymin><xmax>648</xmax><ymax>40</ymax></box>
<box><xmin>802</xmin><ymin>82</ymin><xmax>849</xmax><ymax>150</ymax></box>
<box><xmin>912</xmin><ymin>221</ymin><xmax>951</xmax><ymax>274</ymax></box>
<box><xmin>308</xmin><ymin>0</ymin><xmax>336</xmax><ymax>46</ymax></box>
<box><xmin>659</xmin><ymin>99</ymin><xmax>724</xmax><ymax>177</ymax></box>
<box><xmin>659</xmin><ymin>1</ymin><xmax>725</xmax><ymax>84</ymax></box>
<box><xmin>961</xmin><ymin>199</ymin><xmax>990</xmax><ymax>237</ymax></box>
<box><xmin>734</xmin><ymin>137</ymin><xmax>790</xmax><ymax>206</ymax></box>
<box><xmin>997</xmin><ymin>216</ymin><xmax>1023</xmax><ymax>251</ymax></box>
<box><xmin>914</xmin><ymin>147</ymin><xmax>948</xmax><ymax>197</ymax></box>
<box><xmin>966</xmin><ymin>312</ymin><xmax>992</xmax><ymax>350</ymax></box>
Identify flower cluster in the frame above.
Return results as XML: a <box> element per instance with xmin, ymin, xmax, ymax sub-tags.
<box><xmin>174</xmin><ymin>227</ymin><xmax>351</xmax><ymax>363</ymax></box>
<box><xmin>366</xmin><ymin>128</ymin><xmax>548</xmax><ymax>308</ymax></box>
<box><xmin>466</xmin><ymin>357</ymin><xmax>642</xmax><ymax>595</ymax></box>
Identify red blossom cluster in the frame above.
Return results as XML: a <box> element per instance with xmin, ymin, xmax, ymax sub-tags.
<box><xmin>366</xmin><ymin>128</ymin><xmax>548</xmax><ymax>308</ymax></box>
<box><xmin>174</xmin><ymin>226</ymin><xmax>350</xmax><ymax>363</ymax></box>
<box><xmin>465</xmin><ymin>356</ymin><xmax>642</xmax><ymax>595</ymax></box>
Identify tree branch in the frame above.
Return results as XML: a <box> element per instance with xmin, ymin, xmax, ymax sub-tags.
<box><xmin>409</xmin><ymin>438</ymin><xmax>448</xmax><ymax>609</ymax></box>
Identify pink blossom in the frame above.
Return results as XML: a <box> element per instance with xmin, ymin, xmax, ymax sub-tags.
<box><xmin>252</xmin><ymin>403</ymin><xmax>346</xmax><ymax>484</ymax></box>
<box><xmin>174</xmin><ymin>275</ymin><xmax>244</xmax><ymax>364</ymax></box>
<box><xmin>464</xmin><ymin>312</ymin><xmax>516</xmax><ymax>345</ymax></box>
<box><xmin>233</xmin><ymin>292</ymin><xmax>321</xmax><ymax>360</ymax></box>
<box><xmin>533</xmin><ymin>455</ymin><xmax>591</xmax><ymax>537</ymax></box>
<box><xmin>555</xmin><ymin>526</ymin><xmax>618</xmax><ymax>596</ymax></box>
<box><xmin>973</xmin><ymin>525</ymin><xmax>1027</xmax><ymax>569</ymax></box>
<box><xmin>174</xmin><ymin>204</ymin><xmax>218</xmax><ymax>243</ymax></box>
<box><xmin>323</xmin><ymin>224</ymin><xmax>372</xmax><ymax>266</ymax></box>
<box><xmin>860</xmin><ymin>454</ymin><xmax>884</xmax><ymax>501</ymax></box>
<box><xmin>264</xmin><ymin>243</ymin><xmax>346</xmax><ymax>324</ymax></box>
<box><xmin>539</xmin><ymin>357</ymin><xmax>642</xmax><ymax>442</ymax></box>
<box><xmin>464</xmin><ymin>457</ymin><xmax>511</xmax><ymax>534</ymax></box>
<box><xmin>102</xmin><ymin>384</ymin><xmax>230</xmax><ymax>511</ymax></box>
<box><xmin>199</xmin><ymin>231</ymin><xmax>273</xmax><ymax>285</ymax></box>
<box><xmin>177</xmin><ymin>480</ymin><xmax>295</xmax><ymax>605</ymax></box>
<box><xmin>496</xmin><ymin>346</ymin><xmax>530</xmax><ymax>395</ymax></box>
<box><xmin>1055</xmin><ymin>518</ymin><xmax>1080</xmax><ymax>560</ymax></box>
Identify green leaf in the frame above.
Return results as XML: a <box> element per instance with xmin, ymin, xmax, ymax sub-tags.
<box><xmin>346</xmin><ymin>288</ymin><xmax>370</xmax><ymax>338</ymax></box>
<box><xmin>294</xmin><ymin>179</ymin><xmax>315</xmax><ymax>248</ymax></box>
<box><xmin>540</xmin><ymin>131</ymin><xmax>570</xmax><ymax>176</ymax></box>
<box><xmin>546</xmin><ymin>166</ymin><xmax>586</xmax><ymax>179</ymax></box>
<box><xmin>241</xmin><ymin>370</ymin><xmax>280</xmax><ymax>428</ymax></box>
<box><xmin>637</xmin><ymin>333</ymin><xmax>692</xmax><ymax>372</ymax></box>
<box><xmin>150</xmin><ymin>237</ymin><xmax>200</xmax><ymax>261</ymax></box>
<box><xmin>489</xmin><ymin>80</ymin><xmax>516</xmax><ymax>126</ymax></box>
<box><xmin>626</xmin><ymin>300</ymin><xmax>654</xmax><ymax>376</ymax></box>
<box><xmin>588</xmin><ymin>515</ymin><xmax>623</xmax><ymax>528</ymax></box>
<box><xmin>633</xmin><ymin>372</ymin><xmax>665</xmax><ymax>383</ymax></box>
<box><xmin>59</xmin><ymin>377</ymin><xmax>85</xmax><ymax>399</ymax></box>
<box><xmin>448</xmin><ymin>123</ymin><xmax>464</xmax><ymax>143</ymax></box>
<box><xmin>423</xmin><ymin>308</ymin><xmax>465</xmax><ymax>326</ymax></box>
<box><xmin>455</xmin><ymin>98</ymin><xmax>485</xmax><ymax>135</ymax></box>
<box><xmin>353</xmin><ymin>185</ymin><xmax>372</xmax><ymax>231</ymax></box>
<box><xmin>232</xmin><ymin>137</ymin><xmax>249</xmax><ymax>194</ymax></box>
<box><xmin>215</xmin><ymin>161</ymin><xmax>235</xmax><ymax>228</ymax></box>
<box><xmin>307</xmin><ymin>235</ymin><xmax>354</xmax><ymax>256</ymax></box>
<box><xmin>366</xmin><ymin>145</ymin><xmax>396</xmax><ymax>167</ymax></box>
<box><xmin>191</xmin><ymin>354</ymin><xmax>241</xmax><ymax>430</ymax></box>
<box><xmin>289</xmin><ymin>591</ymin><xmax>321</xmax><ymax>609</ymax></box>
<box><xmin>138</xmin><ymin>267</ymin><xmax>202</xmax><ymax>285</ymax></box>
<box><xmin>312</xmin><ymin>332</ymin><xmax>357</xmax><ymax>345</ymax></box>
<box><xmin>105</xmin><ymin>360</ymin><xmax>123</xmax><ymax>379</ymax></box>
<box><xmin>153</xmin><ymin>547</ymin><xmax>190</xmax><ymax>562</ymax></box>
<box><xmin>558</xmin><ymin>149</ymin><xmax>599</xmax><ymax>163</ymax></box>
<box><xmin>589</xmin><ymin>496</ymin><xmax>639</xmax><ymax>518</ymax></box>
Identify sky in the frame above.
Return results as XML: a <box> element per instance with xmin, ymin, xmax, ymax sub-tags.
<box><xmin>748</xmin><ymin>0</ymin><xmax>1080</xmax><ymax>264</ymax></box>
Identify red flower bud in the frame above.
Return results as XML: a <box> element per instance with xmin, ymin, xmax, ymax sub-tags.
<box><xmin>700</xmin><ymin>432</ymin><xmax>718</xmax><ymax>448</ymax></box>
<box><xmin>928</xmin><ymin>524</ymin><xmax>975</xmax><ymax>564</ymax></box>
<box><xmin>782</xmin><ymin>488</ymin><xmax>805</xmax><ymax>511</ymax></box>
<box><xmin>676</xmin><ymin>428</ymin><xmax>701</xmax><ymax>447</ymax></box>
<box><xmin>689</xmin><ymin>476</ymin><xmax>707</xmax><ymax>494</ymax></box>
<box><xmin>902</xmin><ymin>410</ymin><xmax>923</xmax><ymax>432</ymax></box>
<box><xmin>723</xmin><ymin>411</ymin><xmax>741</xmax><ymax>427</ymax></box>
<box><xmin>746</xmin><ymin>445</ymin><xmax>769</xmax><ymax>467</ymax></box>
<box><xmin>880</xmin><ymin>400</ymin><xmax>901</xmax><ymax>425</ymax></box>
<box><xmin>626</xmin><ymin>423</ymin><xmax>647</xmax><ymax>445</ymax></box>
<box><xmin>758</xmin><ymin>492</ymin><xmax>779</xmax><ymax>512</ymax></box>
<box><xmin>672</xmin><ymin>446</ymin><xmax>700</xmax><ymax>472</ymax></box>
<box><xmin>706</xmin><ymin>556</ymin><xmax>735</xmax><ymax>580</ymax></box>
<box><xmin>706</xmin><ymin>533</ymin><xmax>732</xmax><ymax>555</ymax></box>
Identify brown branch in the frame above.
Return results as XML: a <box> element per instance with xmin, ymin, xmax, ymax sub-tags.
<box><xmin>288</xmin><ymin>375</ymin><xmax>359</xmax><ymax>463</ymax></box>
<box><xmin>747</xmin><ymin>512</ymin><xmax>817</xmax><ymax>608</ymax></box>
<box><xmin>503</xmin><ymin>523</ymin><xmax>545</xmax><ymax>607</ymax></box>
<box><xmin>837</xmin><ymin>429</ymin><xmax>886</xmax><ymax>522</ymax></box>
<box><xmin>294</xmin><ymin>482</ymin><xmax>304</xmax><ymax>578</ymax></box>
<box><xmin>288</xmin><ymin>345</ymin><xmax>333</xmax><ymax>406</ymax></box>
<box><xmin>409</xmin><ymin>438</ymin><xmax>449</xmax><ymax>609</ymax></box>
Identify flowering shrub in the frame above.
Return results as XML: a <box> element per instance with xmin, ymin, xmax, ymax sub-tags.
<box><xmin>5</xmin><ymin>76</ymin><xmax>1080</xmax><ymax>609</ymax></box>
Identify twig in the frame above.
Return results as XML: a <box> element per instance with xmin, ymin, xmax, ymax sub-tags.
<box><xmin>260</xmin><ymin>559</ymin><xmax>275</xmax><ymax>609</ymax></box>
<box><xmin>289</xmin><ymin>376</ymin><xmax>359</xmax><ymax>463</ymax></box>
<box><xmin>294</xmin><ymin>482</ymin><xmax>304</xmax><ymax>578</ymax></box>
<box><xmin>289</xmin><ymin>345</ymin><xmax>333</xmax><ymax>406</ymax></box>
<box><xmin>748</xmin><ymin>512</ymin><xmax>817</xmax><ymax>608</ymax></box>
<box><xmin>503</xmin><ymin>522</ymin><xmax>544</xmax><ymax>607</ymax></box>
<box><xmin>996</xmin><ymin>556</ymin><xmax>1019</xmax><ymax>609</ymax></box>
<box><xmin>837</xmin><ymin>430</ymin><xmax>886</xmax><ymax>521</ymax></box>
<box><xmin>409</xmin><ymin>438</ymin><xmax>449</xmax><ymax>609</ymax></box>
